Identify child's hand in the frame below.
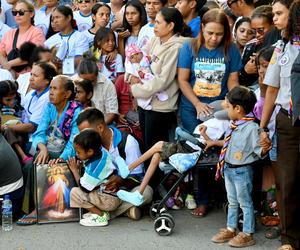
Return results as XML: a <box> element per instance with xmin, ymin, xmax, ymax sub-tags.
<box><xmin>106</xmin><ymin>50</ymin><xmax>117</xmax><ymax>62</ymax></box>
<box><xmin>204</xmin><ymin>139</ymin><xmax>215</xmax><ymax>151</ymax></box>
<box><xmin>260</xmin><ymin>136</ymin><xmax>272</xmax><ymax>153</ymax></box>
<box><xmin>67</xmin><ymin>157</ymin><xmax>78</xmax><ymax>172</ymax></box>
<box><xmin>199</xmin><ymin>125</ymin><xmax>207</xmax><ymax>135</ymax></box>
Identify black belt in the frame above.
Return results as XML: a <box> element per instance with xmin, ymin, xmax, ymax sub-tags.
<box><xmin>225</xmin><ymin>163</ymin><xmax>247</xmax><ymax>168</ymax></box>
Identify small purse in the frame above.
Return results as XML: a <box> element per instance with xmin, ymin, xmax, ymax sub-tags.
<box><xmin>125</xmin><ymin>109</ymin><xmax>139</xmax><ymax>125</ymax></box>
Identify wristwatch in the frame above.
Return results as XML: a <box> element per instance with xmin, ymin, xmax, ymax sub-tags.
<box><xmin>259</xmin><ymin>127</ymin><xmax>269</xmax><ymax>133</ymax></box>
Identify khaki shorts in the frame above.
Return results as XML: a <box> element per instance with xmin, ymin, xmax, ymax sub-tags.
<box><xmin>70</xmin><ymin>187</ymin><xmax>121</xmax><ymax>212</ymax></box>
<box><xmin>160</xmin><ymin>141</ymin><xmax>186</xmax><ymax>161</ymax></box>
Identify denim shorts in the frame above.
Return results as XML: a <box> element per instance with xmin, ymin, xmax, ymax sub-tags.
<box><xmin>269</xmin><ymin>132</ymin><xmax>277</xmax><ymax>162</ymax></box>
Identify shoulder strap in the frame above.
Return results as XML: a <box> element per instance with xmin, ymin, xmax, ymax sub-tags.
<box><xmin>12</xmin><ymin>29</ymin><xmax>19</xmax><ymax>49</ymax></box>
<box><xmin>117</xmin><ymin>131</ymin><xmax>129</xmax><ymax>160</ymax></box>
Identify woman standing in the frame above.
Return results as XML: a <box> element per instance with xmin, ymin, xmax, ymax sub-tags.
<box><xmin>117</xmin><ymin>0</ymin><xmax>147</xmax><ymax>58</ymax></box>
<box><xmin>128</xmin><ymin>7</ymin><xmax>190</xmax><ymax>187</ymax></box>
<box><xmin>177</xmin><ymin>8</ymin><xmax>241</xmax><ymax>217</ymax></box>
<box><xmin>178</xmin><ymin>8</ymin><xmax>241</xmax><ymax>133</ymax></box>
<box><xmin>260</xmin><ymin>1</ymin><xmax>300</xmax><ymax>249</ymax></box>
<box><xmin>44</xmin><ymin>6</ymin><xmax>89</xmax><ymax>74</ymax></box>
<box><xmin>0</xmin><ymin>0</ymin><xmax>45</xmax><ymax>73</ymax></box>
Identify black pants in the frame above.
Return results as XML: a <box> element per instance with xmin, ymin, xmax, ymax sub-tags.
<box><xmin>138</xmin><ymin>107</ymin><xmax>177</xmax><ymax>188</ymax></box>
<box><xmin>276</xmin><ymin>109</ymin><xmax>300</xmax><ymax>249</ymax></box>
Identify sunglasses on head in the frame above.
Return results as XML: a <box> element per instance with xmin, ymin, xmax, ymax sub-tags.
<box><xmin>12</xmin><ymin>10</ymin><xmax>31</xmax><ymax>16</ymax></box>
<box><xmin>77</xmin><ymin>0</ymin><xmax>91</xmax><ymax>3</ymax></box>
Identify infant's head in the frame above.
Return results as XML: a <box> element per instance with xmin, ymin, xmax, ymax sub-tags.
<box><xmin>125</xmin><ymin>44</ymin><xmax>143</xmax><ymax>63</ymax></box>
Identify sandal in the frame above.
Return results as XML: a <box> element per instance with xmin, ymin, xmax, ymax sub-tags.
<box><xmin>265</xmin><ymin>226</ymin><xmax>281</xmax><ymax>239</ymax></box>
<box><xmin>191</xmin><ymin>205</ymin><xmax>208</xmax><ymax>217</ymax></box>
<box><xmin>16</xmin><ymin>214</ymin><xmax>37</xmax><ymax>226</ymax></box>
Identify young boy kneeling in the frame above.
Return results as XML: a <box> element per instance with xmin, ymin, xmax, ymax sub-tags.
<box><xmin>207</xmin><ymin>86</ymin><xmax>271</xmax><ymax>247</ymax></box>
<box><xmin>68</xmin><ymin>129</ymin><xmax>121</xmax><ymax>227</ymax></box>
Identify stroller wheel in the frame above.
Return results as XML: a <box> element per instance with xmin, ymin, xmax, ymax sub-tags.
<box><xmin>149</xmin><ymin>201</ymin><xmax>167</xmax><ymax>220</ymax></box>
<box><xmin>160</xmin><ymin>212</ymin><xmax>175</xmax><ymax>224</ymax></box>
<box><xmin>154</xmin><ymin>215</ymin><xmax>175</xmax><ymax>236</ymax></box>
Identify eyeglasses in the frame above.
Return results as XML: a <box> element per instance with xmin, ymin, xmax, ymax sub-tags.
<box><xmin>252</xmin><ymin>28</ymin><xmax>265</xmax><ymax>35</ymax></box>
<box><xmin>227</xmin><ymin>0</ymin><xmax>238</xmax><ymax>8</ymax></box>
<box><xmin>77</xmin><ymin>0</ymin><xmax>91</xmax><ymax>3</ymax></box>
<box><xmin>12</xmin><ymin>10</ymin><xmax>32</xmax><ymax>16</ymax></box>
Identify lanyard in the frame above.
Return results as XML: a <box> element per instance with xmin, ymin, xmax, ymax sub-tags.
<box><xmin>60</xmin><ymin>30</ymin><xmax>75</xmax><ymax>58</ymax></box>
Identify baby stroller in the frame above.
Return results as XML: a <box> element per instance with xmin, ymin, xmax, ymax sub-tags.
<box><xmin>149</xmin><ymin>128</ymin><xmax>221</xmax><ymax>236</ymax></box>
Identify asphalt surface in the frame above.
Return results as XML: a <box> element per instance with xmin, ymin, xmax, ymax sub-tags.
<box><xmin>0</xmin><ymin>208</ymin><xmax>280</xmax><ymax>250</ymax></box>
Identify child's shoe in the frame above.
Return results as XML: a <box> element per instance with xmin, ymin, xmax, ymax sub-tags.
<box><xmin>228</xmin><ymin>232</ymin><xmax>255</xmax><ymax>248</ymax></box>
<box><xmin>82</xmin><ymin>212</ymin><xmax>110</xmax><ymax>220</ymax></box>
<box><xmin>126</xmin><ymin>206</ymin><xmax>141</xmax><ymax>220</ymax></box>
<box><xmin>117</xmin><ymin>190</ymin><xmax>144</xmax><ymax>206</ymax></box>
<box><xmin>113</xmin><ymin>156</ymin><xmax>130</xmax><ymax>178</ymax></box>
<box><xmin>79</xmin><ymin>212</ymin><xmax>109</xmax><ymax>227</ymax></box>
<box><xmin>185</xmin><ymin>194</ymin><xmax>197</xmax><ymax>210</ymax></box>
<box><xmin>211</xmin><ymin>228</ymin><xmax>237</xmax><ymax>243</ymax></box>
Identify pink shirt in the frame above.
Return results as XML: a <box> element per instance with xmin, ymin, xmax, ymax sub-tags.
<box><xmin>0</xmin><ymin>25</ymin><xmax>45</xmax><ymax>56</ymax></box>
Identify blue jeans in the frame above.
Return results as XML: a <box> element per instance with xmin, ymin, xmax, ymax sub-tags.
<box><xmin>224</xmin><ymin>164</ymin><xmax>255</xmax><ymax>234</ymax></box>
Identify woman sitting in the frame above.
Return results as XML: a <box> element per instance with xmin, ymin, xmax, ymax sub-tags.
<box><xmin>0</xmin><ymin>0</ymin><xmax>45</xmax><ymax>75</ymax></box>
<box><xmin>17</xmin><ymin>75</ymin><xmax>82</xmax><ymax>225</ymax></box>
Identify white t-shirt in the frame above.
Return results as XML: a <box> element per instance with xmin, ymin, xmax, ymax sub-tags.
<box><xmin>17</xmin><ymin>72</ymin><xmax>31</xmax><ymax>104</ymax></box>
<box><xmin>0</xmin><ymin>68</ymin><xmax>13</xmax><ymax>81</ymax></box>
<box><xmin>0</xmin><ymin>21</ymin><xmax>11</xmax><ymax>41</ymax></box>
<box><xmin>44</xmin><ymin>30</ymin><xmax>89</xmax><ymax>59</ymax></box>
<box><xmin>82</xmin><ymin>29</ymin><xmax>95</xmax><ymax>48</ymax></box>
<box><xmin>137</xmin><ymin>22</ymin><xmax>155</xmax><ymax>49</ymax></box>
<box><xmin>99</xmin><ymin>54</ymin><xmax>124</xmax><ymax>82</ymax></box>
<box><xmin>74</xmin><ymin>11</ymin><xmax>93</xmax><ymax>32</ymax></box>
<box><xmin>34</xmin><ymin>6</ymin><xmax>51</xmax><ymax>36</ymax></box>
<box><xmin>22</xmin><ymin>87</ymin><xmax>50</xmax><ymax>141</ymax></box>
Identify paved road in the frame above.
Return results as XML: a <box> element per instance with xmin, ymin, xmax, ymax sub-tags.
<box><xmin>0</xmin><ymin>209</ymin><xmax>280</xmax><ymax>250</ymax></box>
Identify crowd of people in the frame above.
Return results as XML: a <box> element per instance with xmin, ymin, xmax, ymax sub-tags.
<box><xmin>0</xmin><ymin>0</ymin><xmax>299</xmax><ymax>249</ymax></box>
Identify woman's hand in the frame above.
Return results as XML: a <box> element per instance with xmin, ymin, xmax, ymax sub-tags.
<box><xmin>67</xmin><ymin>157</ymin><xmax>78</xmax><ymax>173</ymax></box>
<box><xmin>129</xmin><ymin>75</ymin><xmax>141</xmax><ymax>85</ymax></box>
<box><xmin>118</xmin><ymin>114</ymin><xmax>128</xmax><ymax>125</ymax></box>
<box><xmin>244</xmin><ymin>54</ymin><xmax>257</xmax><ymax>74</ymax></box>
<box><xmin>48</xmin><ymin>158</ymin><xmax>65</xmax><ymax>167</ymax></box>
<box><xmin>34</xmin><ymin>145</ymin><xmax>49</xmax><ymax>165</ymax></box>
<box><xmin>106</xmin><ymin>49</ymin><xmax>117</xmax><ymax>62</ymax></box>
<box><xmin>117</xmin><ymin>30</ymin><xmax>130</xmax><ymax>40</ymax></box>
<box><xmin>195</xmin><ymin>102</ymin><xmax>214</xmax><ymax>118</ymax></box>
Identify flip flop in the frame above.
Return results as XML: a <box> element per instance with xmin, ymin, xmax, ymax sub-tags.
<box><xmin>191</xmin><ymin>205</ymin><xmax>208</xmax><ymax>218</ymax></box>
<box><xmin>265</xmin><ymin>226</ymin><xmax>281</xmax><ymax>239</ymax></box>
<box><xmin>16</xmin><ymin>215</ymin><xmax>37</xmax><ymax>226</ymax></box>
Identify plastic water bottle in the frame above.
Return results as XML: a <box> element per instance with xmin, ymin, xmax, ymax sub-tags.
<box><xmin>2</xmin><ymin>195</ymin><xmax>13</xmax><ymax>231</ymax></box>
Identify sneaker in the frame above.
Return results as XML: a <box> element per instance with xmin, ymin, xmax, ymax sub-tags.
<box><xmin>117</xmin><ymin>190</ymin><xmax>144</xmax><ymax>206</ymax></box>
<box><xmin>126</xmin><ymin>206</ymin><xmax>141</xmax><ymax>220</ymax></box>
<box><xmin>79</xmin><ymin>213</ymin><xmax>109</xmax><ymax>227</ymax></box>
<box><xmin>211</xmin><ymin>228</ymin><xmax>237</xmax><ymax>243</ymax></box>
<box><xmin>185</xmin><ymin>194</ymin><xmax>197</xmax><ymax>210</ymax></box>
<box><xmin>82</xmin><ymin>212</ymin><xmax>110</xmax><ymax>220</ymax></box>
<box><xmin>228</xmin><ymin>232</ymin><xmax>255</xmax><ymax>248</ymax></box>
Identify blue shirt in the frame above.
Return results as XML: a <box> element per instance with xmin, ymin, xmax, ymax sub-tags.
<box><xmin>188</xmin><ymin>16</ymin><xmax>201</xmax><ymax>38</ymax></box>
<box><xmin>5</xmin><ymin>8</ymin><xmax>17</xmax><ymax>28</ymax></box>
<box><xmin>178</xmin><ymin>41</ymin><xmax>242</xmax><ymax>108</ymax></box>
<box><xmin>32</xmin><ymin>101</ymin><xmax>82</xmax><ymax>160</ymax></box>
<box><xmin>80</xmin><ymin>147</ymin><xmax>115</xmax><ymax>192</ymax></box>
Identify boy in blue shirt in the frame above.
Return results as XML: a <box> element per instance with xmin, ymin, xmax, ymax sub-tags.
<box><xmin>204</xmin><ymin>86</ymin><xmax>271</xmax><ymax>247</ymax></box>
<box><xmin>68</xmin><ymin>129</ymin><xmax>120</xmax><ymax>227</ymax></box>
